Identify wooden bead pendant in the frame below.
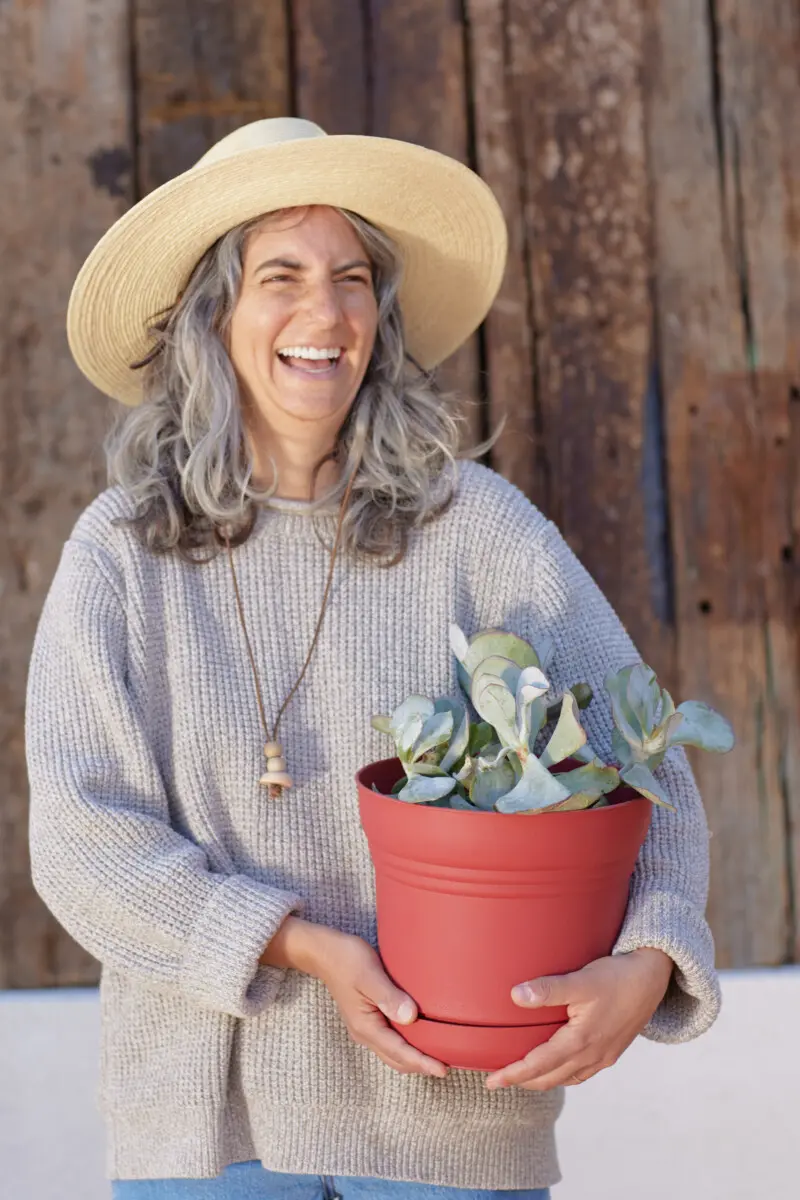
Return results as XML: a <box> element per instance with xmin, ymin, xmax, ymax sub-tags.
<box><xmin>259</xmin><ymin>740</ymin><xmax>293</xmax><ymax>791</ymax></box>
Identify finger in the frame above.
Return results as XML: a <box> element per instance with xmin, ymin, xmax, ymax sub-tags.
<box><xmin>355</xmin><ymin>1015</ymin><xmax>448</xmax><ymax>1077</ymax></box>
<box><xmin>359</xmin><ymin>963</ymin><xmax>419</xmax><ymax>1027</ymax></box>
<box><xmin>519</xmin><ymin>1062</ymin><xmax>603</xmax><ymax>1092</ymax></box>
<box><xmin>510</xmin><ymin>972</ymin><xmax>577</xmax><ymax>1010</ymax></box>
<box><xmin>485</xmin><ymin>1023</ymin><xmax>590</xmax><ymax>1089</ymax></box>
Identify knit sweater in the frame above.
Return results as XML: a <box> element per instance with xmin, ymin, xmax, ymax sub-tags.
<box><xmin>25</xmin><ymin>460</ymin><xmax>721</xmax><ymax>1189</ymax></box>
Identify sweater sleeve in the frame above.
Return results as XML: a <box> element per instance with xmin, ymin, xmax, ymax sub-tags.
<box><xmin>520</xmin><ymin>520</ymin><xmax>722</xmax><ymax>1043</ymax></box>
<box><xmin>26</xmin><ymin>538</ymin><xmax>304</xmax><ymax>1019</ymax></box>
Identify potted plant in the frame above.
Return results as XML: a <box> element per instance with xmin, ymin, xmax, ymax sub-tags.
<box><xmin>355</xmin><ymin>625</ymin><xmax>734</xmax><ymax>1071</ymax></box>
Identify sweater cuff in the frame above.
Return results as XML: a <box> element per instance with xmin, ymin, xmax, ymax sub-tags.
<box><xmin>180</xmin><ymin>874</ymin><xmax>303</xmax><ymax>1018</ymax></box>
<box><xmin>612</xmin><ymin>890</ymin><xmax>722</xmax><ymax>1043</ymax></box>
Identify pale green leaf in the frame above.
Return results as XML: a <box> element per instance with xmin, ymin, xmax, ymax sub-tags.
<box><xmin>390</xmin><ymin>696</ymin><xmax>434</xmax><ymax>742</ymax></box>
<box><xmin>669</xmin><ymin>702</ymin><xmax>735</xmax><ymax>753</ymax></box>
<box><xmin>604</xmin><ymin>667</ymin><xmax>644</xmax><ymax>745</ymax></box>
<box><xmin>471</xmin><ymin>756</ymin><xmax>518</xmax><ymax>809</ymax></box>
<box><xmin>397</xmin><ymin>774</ymin><xmax>457</xmax><ymax>803</ymax></box>
<box><xmin>473</xmin><ymin>676</ymin><xmax>519</xmax><ymax>748</ymax></box>
<box><xmin>625</xmin><ymin>663</ymin><xmax>661</xmax><ymax>733</ymax></box>
<box><xmin>494</xmin><ymin>754</ymin><xmax>571</xmax><ymax>814</ymax></box>
<box><xmin>411</xmin><ymin>710</ymin><xmax>454</xmax><ymax>760</ymax></box>
<box><xmin>552</xmin><ymin>760</ymin><xmax>620</xmax><ymax>801</ymax></box>
<box><xmin>540</xmin><ymin>691</ymin><xmax>588</xmax><ymax>769</ymax></box>
<box><xmin>619</xmin><ymin>763</ymin><xmax>677</xmax><ymax>811</ymax></box>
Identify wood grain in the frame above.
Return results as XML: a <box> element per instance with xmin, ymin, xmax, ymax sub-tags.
<box><xmin>466</xmin><ymin>0</ymin><xmax>542</xmax><ymax>502</ymax></box>
<box><xmin>502</xmin><ymin>0</ymin><xmax>671</xmax><ymax>684</ymax></box>
<box><xmin>292</xmin><ymin>0</ymin><xmax>369</xmax><ymax>134</ymax></box>
<box><xmin>0</xmin><ymin>0</ymin><xmax>132</xmax><ymax>986</ymax></box>
<box><xmin>135</xmin><ymin>0</ymin><xmax>291</xmax><ymax>193</ymax></box>
<box><xmin>647</xmin><ymin>0</ymin><xmax>795</xmax><ymax>964</ymax></box>
<box><xmin>367</xmin><ymin>0</ymin><xmax>482</xmax><ymax>445</ymax></box>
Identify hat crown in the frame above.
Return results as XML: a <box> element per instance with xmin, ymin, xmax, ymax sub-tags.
<box><xmin>195</xmin><ymin>118</ymin><xmax>328</xmax><ymax>170</ymax></box>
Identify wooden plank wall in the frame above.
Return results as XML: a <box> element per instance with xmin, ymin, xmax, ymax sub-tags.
<box><xmin>0</xmin><ymin>0</ymin><xmax>797</xmax><ymax>986</ymax></box>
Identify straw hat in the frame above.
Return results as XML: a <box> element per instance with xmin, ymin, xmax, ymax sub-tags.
<box><xmin>67</xmin><ymin>118</ymin><xmax>508</xmax><ymax>407</ymax></box>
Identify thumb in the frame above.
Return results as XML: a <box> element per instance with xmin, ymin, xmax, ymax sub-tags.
<box><xmin>511</xmin><ymin>973</ymin><xmax>570</xmax><ymax>1008</ymax></box>
<box><xmin>366</xmin><ymin>970</ymin><xmax>418</xmax><ymax>1025</ymax></box>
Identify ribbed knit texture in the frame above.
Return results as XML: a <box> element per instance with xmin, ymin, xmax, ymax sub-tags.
<box><xmin>25</xmin><ymin>460</ymin><xmax>721</xmax><ymax>1188</ymax></box>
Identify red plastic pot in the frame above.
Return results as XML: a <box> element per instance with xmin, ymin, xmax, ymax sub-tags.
<box><xmin>356</xmin><ymin>756</ymin><xmax>651</xmax><ymax>1071</ymax></box>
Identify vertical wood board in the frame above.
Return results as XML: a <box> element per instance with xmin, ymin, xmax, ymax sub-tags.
<box><xmin>505</xmin><ymin>0</ymin><xmax>671</xmax><ymax>683</ymax></box>
<box><xmin>646</xmin><ymin>0</ymin><xmax>793</xmax><ymax>965</ymax></box>
<box><xmin>0</xmin><ymin>0</ymin><xmax>133</xmax><ymax>987</ymax></box>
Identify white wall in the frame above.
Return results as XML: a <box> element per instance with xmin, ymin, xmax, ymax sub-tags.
<box><xmin>1</xmin><ymin>969</ymin><xmax>798</xmax><ymax>1199</ymax></box>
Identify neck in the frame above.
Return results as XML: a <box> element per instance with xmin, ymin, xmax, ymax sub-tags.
<box><xmin>248</xmin><ymin>430</ymin><xmax>342</xmax><ymax>501</ymax></box>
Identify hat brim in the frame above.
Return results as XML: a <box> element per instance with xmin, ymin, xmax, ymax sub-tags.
<box><xmin>66</xmin><ymin>135</ymin><xmax>508</xmax><ymax>406</ymax></box>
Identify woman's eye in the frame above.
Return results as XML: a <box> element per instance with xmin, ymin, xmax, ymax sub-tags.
<box><xmin>339</xmin><ymin>275</ymin><xmax>371</xmax><ymax>285</ymax></box>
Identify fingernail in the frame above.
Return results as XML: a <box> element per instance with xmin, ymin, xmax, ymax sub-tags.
<box><xmin>396</xmin><ymin>999</ymin><xmax>415</xmax><ymax>1024</ymax></box>
<box><xmin>511</xmin><ymin>983</ymin><xmax>537</xmax><ymax>1004</ymax></box>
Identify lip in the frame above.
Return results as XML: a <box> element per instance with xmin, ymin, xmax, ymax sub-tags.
<box><xmin>276</xmin><ymin>351</ymin><xmax>345</xmax><ymax>380</ymax></box>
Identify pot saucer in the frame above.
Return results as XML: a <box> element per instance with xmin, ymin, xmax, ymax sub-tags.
<box><xmin>391</xmin><ymin>1015</ymin><xmax>566</xmax><ymax>1072</ymax></box>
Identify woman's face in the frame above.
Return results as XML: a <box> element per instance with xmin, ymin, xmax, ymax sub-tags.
<box><xmin>228</xmin><ymin>205</ymin><xmax>379</xmax><ymax>442</ymax></box>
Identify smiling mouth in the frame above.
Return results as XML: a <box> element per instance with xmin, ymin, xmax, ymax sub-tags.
<box><xmin>276</xmin><ymin>347</ymin><xmax>344</xmax><ymax>376</ymax></box>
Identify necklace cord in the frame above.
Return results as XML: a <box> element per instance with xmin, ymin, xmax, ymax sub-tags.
<box><xmin>225</xmin><ymin>467</ymin><xmax>359</xmax><ymax>748</ymax></box>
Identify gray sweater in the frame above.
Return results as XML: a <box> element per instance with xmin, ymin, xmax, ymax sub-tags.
<box><xmin>26</xmin><ymin>460</ymin><xmax>720</xmax><ymax>1188</ymax></box>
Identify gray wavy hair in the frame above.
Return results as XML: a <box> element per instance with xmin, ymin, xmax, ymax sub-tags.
<box><xmin>105</xmin><ymin>206</ymin><xmax>498</xmax><ymax>564</ymax></box>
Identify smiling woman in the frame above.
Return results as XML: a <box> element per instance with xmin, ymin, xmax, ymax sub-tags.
<box><xmin>27</xmin><ymin>117</ymin><xmax>720</xmax><ymax>1200</ymax></box>
<box><xmin>105</xmin><ymin>200</ymin><xmax>476</xmax><ymax>564</ymax></box>
<box><xmin>229</xmin><ymin>207</ymin><xmax>379</xmax><ymax>493</ymax></box>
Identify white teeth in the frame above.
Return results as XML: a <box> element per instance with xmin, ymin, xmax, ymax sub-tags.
<box><xmin>277</xmin><ymin>346</ymin><xmax>342</xmax><ymax>361</ymax></box>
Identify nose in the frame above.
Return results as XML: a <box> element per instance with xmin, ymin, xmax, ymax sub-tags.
<box><xmin>300</xmin><ymin>277</ymin><xmax>344</xmax><ymax>328</ymax></box>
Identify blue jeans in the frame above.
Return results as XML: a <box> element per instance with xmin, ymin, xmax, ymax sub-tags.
<box><xmin>111</xmin><ymin>1161</ymin><xmax>551</xmax><ymax>1199</ymax></box>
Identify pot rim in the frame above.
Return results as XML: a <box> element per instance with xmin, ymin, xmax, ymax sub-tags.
<box><xmin>356</xmin><ymin>756</ymin><xmax>649</xmax><ymax>817</ymax></box>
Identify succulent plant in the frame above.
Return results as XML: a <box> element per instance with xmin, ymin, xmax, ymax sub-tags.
<box><xmin>371</xmin><ymin>625</ymin><xmax>735</xmax><ymax>815</ymax></box>
<box><xmin>603</xmin><ymin>663</ymin><xmax>735</xmax><ymax>808</ymax></box>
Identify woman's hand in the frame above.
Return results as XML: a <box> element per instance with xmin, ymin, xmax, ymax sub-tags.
<box><xmin>261</xmin><ymin>916</ymin><xmax>448</xmax><ymax>1078</ymax></box>
<box><xmin>485</xmin><ymin>948</ymin><xmax>674</xmax><ymax>1091</ymax></box>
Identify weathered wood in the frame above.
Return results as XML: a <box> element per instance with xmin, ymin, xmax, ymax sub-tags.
<box><xmin>713</xmin><ymin>0</ymin><xmax>800</xmax><ymax>961</ymax></box>
<box><xmin>466</xmin><ymin>0</ymin><xmax>542</xmax><ymax>503</ymax></box>
<box><xmin>135</xmin><ymin>0</ymin><xmax>291</xmax><ymax>193</ymax></box>
<box><xmin>292</xmin><ymin>1</ymin><xmax>369</xmax><ymax>134</ymax></box>
<box><xmin>502</xmin><ymin>0</ymin><xmax>671</xmax><ymax>685</ymax></box>
<box><xmin>647</xmin><ymin>0</ymin><xmax>794</xmax><ymax>965</ymax></box>
<box><xmin>367</xmin><ymin>0</ymin><xmax>482</xmax><ymax>446</ymax></box>
<box><xmin>0</xmin><ymin>0</ymin><xmax>133</xmax><ymax>987</ymax></box>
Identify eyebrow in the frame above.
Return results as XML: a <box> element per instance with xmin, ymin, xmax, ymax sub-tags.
<box><xmin>252</xmin><ymin>257</ymin><xmax>372</xmax><ymax>275</ymax></box>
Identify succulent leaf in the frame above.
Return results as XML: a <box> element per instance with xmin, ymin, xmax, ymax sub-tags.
<box><xmin>619</xmin><ymin>763</ymin><xmax>676</xmax><ymax>810</ymax></box>
<box><xmin>406</xmin><ymin>761</ymin><xmax>451</xmax><ymax>778</ymax></box>
<box><xmin>515</xmin><ymin>665</ymin><xmax>550</xmax><ymax>743</ymax></box>
<box><xmin>411</xmin><ymin>710</ymin><xmax>454</xmax><ymax>760</ymax></box>
<box><xmin>625</xmin><ymin>663</ymin><xmax>661</xmax><ymax>732</ymax></box>
<box><xmin>467</xmin><ymin>721</ymin><xmax>496</xmax><ymax>758</ymax></box>
<box><xmin>668</xmin><ymin>701</ymin><xmax>735</xmax><ymax>754</ymax></box>
<box><xmin>448</xmin><ymin>623</ymin><xmax>471</xmax><ymax>666</ymax></box>
<box><xmin>434</xmin><ymin>698</ymin><xmax>471</xmax><ymax>772</ymax></box>
<box><xmin>371</xmin><ymin>714</ymin><xmax>393</xmax><ymax>735</ymax></box>
<box><xmin>397</xmin><ymin>774</ymin><xmax>457</xmax><ymax>803</ymax></box>
<box><xmin>471</xmin><ymin>655</ymin><xmax>523</xmax><ymax>704</ymax></box>
<box><xmin>398</xmin><ymin>712</ymin><xmax>425</xmax><ymax>760</ymax></box>
<box><xmin>604</xmin><ymin>667</ymin><xmax>645</xmax><ymax>745</ymax></box>
<box><xmin>660</xmin><ymin>688</ymin><xmax>676</xmax><ymax>722</ymax></box>
<box><xmin>551</xmin><ymin>760</ymin><xmax>620</xmax><ymax>801</ymax></box>
<box><xmin>390</xmin><ymin>696</ymin><xmax>435</xmax><ymax>741</ymax></box>
<box><xmin>450</xmin><ymin>792</ymin><xmax>479</xmax><ymax>810</ymax></box>
<box><xmin>611</xmin><ymin>727</ymin><xmax>633</xmax><ymax>766</ymax></box>
<box><xmin>571</xmin><ymin>682</ymin><xmax>594</xmax><ymax>710</ymax></box>
<box><xmin>455</xmin><ymin>628</ymin><xmax>541</xmax><ymax>695</ymax></box>
<box><xmin>539</xmin><ymin>691</ymin><xmax>588</xmax><ymax>769</ymax></box>
<box><xmin>472</xmin><ymin>756</ymin><xmax>518</xmax><ymax>809</ymax></box>
<box><xmin>473</xmin><ymin>676</ymin><xmax>519</xmax><ymax>748</ymax></box>
<box><xmin>494</xmin><ymin>754</ymin><xmax>572</xmax><ymax>814</ymax></box>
